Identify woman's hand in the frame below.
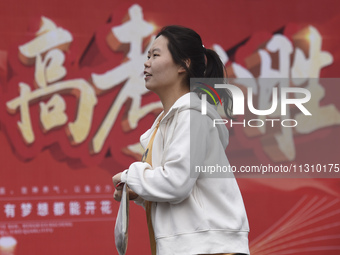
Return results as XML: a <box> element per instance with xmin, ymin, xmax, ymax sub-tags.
<box><xmin>112</xmin><ymin>173</ymin><xmax>122</xmax><ymax>189</ymax></box>
<box><xmin>112</xmin><ymin>173</ymin><xmax>123</xmax><ymax>201</ymax></box>
<box><xmin>112</xmin><ymin>172</ymin><xmax>139</xmax><ymax>201</ymax></box>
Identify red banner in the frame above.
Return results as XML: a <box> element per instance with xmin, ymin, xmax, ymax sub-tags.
<box><xmin>0</xmin><ymin>0</ymin><xmax>340</xmax><ymax>254</ymax></box>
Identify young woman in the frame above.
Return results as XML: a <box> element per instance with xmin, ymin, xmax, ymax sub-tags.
<box><xmin>112</xmin><ymin>25</ymin><xmax>249</xmax><ymax>255</ymax></box>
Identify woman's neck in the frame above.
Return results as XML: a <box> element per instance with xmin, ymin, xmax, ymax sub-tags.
<box><xmin>158</xmin><ymin>85</ymin><xmax>190</xmax><ymax>116</ymax></box>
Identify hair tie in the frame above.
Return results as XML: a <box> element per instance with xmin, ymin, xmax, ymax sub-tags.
<box><xmin>202</xmin><ymin>45</ymin><xmax>207</xmax><ymax>54</ymax></box>
<box><xmin>202</xmin><ymin>45</ymin><xmax>207</xmax><ymax>70</ymax></box>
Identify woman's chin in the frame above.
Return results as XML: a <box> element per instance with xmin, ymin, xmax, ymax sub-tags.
<box><xmin>145</xmin><ymin>82</ymin><xmax>155</xmax><ymax>92</ymax></box>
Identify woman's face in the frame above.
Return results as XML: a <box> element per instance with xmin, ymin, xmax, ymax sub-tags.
<box><xmin>144</xmin><ymin>35</ymin><xmax>184</xmax><ymax>93</ymax></box>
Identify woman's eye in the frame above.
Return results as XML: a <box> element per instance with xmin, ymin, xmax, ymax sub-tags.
<box><xmin>147</xmin><ymin>54</ymin><xmax>159</xmax><ymax>60</ymax></box>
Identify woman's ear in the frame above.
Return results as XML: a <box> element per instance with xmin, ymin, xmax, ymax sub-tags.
<box><xmin>178</xmin><ymin>59</ymin><xmax>190</xmax><ymax>74</ymax></box>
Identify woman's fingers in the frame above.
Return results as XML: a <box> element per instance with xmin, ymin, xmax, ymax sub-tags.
<box><xmin>128</xmin><ymin>187</ymin><xmax>139</xmax><ymax>200</ymax></box>
<box><xmin>112</xmin><ymin>174</ymin><xmax>139</xmax><ymax>201</ymax></box>
<box><xmin>112</xmin><ymin>172</ymin><xmax>122</xmax><ymax>188</ymax></box>
<box><xmin>113</xmin><ymin>189</ymin><xmax>122</xmax><ymax>202</ymax></box>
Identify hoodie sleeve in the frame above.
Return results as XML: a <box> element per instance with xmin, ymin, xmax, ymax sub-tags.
<box><xmin>122</xmin><ymin>110</ymin><xmax>208</xmax><ymax>204</ymax></box>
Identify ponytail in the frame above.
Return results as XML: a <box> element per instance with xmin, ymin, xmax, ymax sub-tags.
<box><xmin>204</xmin><ymin>48</ymin><xmax>225</xmax><ymax>79</ymax></box>
<box><xmin>203</xmin><ymin>48</ymin><xmax>234</xmax><ymax>120</ymax></box>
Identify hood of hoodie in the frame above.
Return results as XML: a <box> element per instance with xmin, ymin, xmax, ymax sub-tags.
<box><xmin>158</xmin><ymin>92</ymin><xmax>229</xmax><ymax>150</ymax></box>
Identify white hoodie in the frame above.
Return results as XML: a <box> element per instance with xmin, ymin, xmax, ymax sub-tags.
<box><xmin>121</xmin><ymin>92</ymin><xmax>249</xmax><ymax>255</ymax></box>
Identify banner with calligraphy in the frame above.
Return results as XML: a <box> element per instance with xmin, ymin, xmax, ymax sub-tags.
<box><xmin>0</xmin><ymin>0</ymin><xmax>339</xmax><ymax>254</ymax></box>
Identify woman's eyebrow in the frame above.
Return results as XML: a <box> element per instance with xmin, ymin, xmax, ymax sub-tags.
<box><xmin>148</xmin><ymin>48</ymin><xmax>161</xmax><ymax>54</ymax></box>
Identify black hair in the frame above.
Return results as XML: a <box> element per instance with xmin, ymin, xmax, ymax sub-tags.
<box><xmin>156</xmin><ymin>25</ymin><xmax>233</xmax><ymax>119</ymax></box>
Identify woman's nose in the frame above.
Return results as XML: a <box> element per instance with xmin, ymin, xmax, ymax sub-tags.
<box><xmin>144</xmin><ymin>59</ymin><xmax>150</xmax><ymax>68</ymax></box>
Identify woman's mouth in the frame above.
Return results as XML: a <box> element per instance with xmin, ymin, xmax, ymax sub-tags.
<box><xmin>144</xmin><ymin>71</ymin><xmax>152</xmax><ymax>80</ymax></box>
